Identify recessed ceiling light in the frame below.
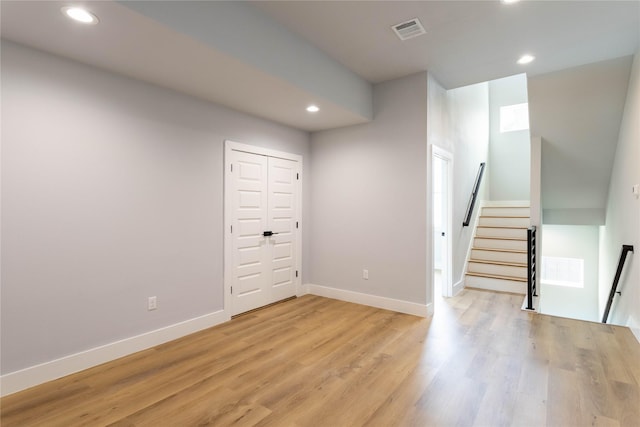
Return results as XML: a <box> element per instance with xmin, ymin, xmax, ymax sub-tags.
<box><xmin>306</xmin><ymin>105</ymin><xmax>319</xmax><ymax>113</ymax></box>
<box><xmin>517</xmin><ymin>54</ymin><xmax>535</xmax><ymax>65</ymax></box>
<box><xmin>61</xmin><ymin>7</ymin><xmax>99</xmax><ymax>25</ymax></box>
<box><xmin>501</xmin><ymin>0</ymin><xmax>521</xmax><ymax>4</ymax></box>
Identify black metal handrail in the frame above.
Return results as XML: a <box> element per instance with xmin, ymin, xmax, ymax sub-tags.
<box><xmin>462</xmin><ymin>162</ymin><xmax>485</xmax><ymax>226</ymax></box>
<box><xmin>525</xmin><ymin>226</ymin><xmax>537</xmax><ymax>310</ymax></box>
<box><xmin>602</xmin><ymin>245</ymin><xmax>634</xmax><ymax>324</ymax></box>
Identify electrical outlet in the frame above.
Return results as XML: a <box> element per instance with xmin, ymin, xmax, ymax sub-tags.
<box><xmin>148</xmin><ymin>296</ymin><xmax>157</xmax><ymax>311</ymax></box>
<box><xmin>363</xmin><ymin>269</ymin><xmax>369</xmax><ymax>280</ymax></box>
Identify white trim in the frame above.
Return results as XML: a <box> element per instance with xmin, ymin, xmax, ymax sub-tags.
<box><xmin>430</xmin><ymin>144</ymin><xmax>454</xmax><ymax>299</ymax></box>
<box><xmin>631</xmin><ymin>327</ymin><xmax>640</xmax><ymax>345</ymax></box>
<box><xmin>452</xmin><ymin>279</ymin><xmax>465</xmax><ymax>296</ymax></box>
<box><xmin>426</xmin><ymin>302</ymin><xmax>434</xmax><ymax>316</ymax></box>
<box><xmin>300</xmin><ymin>283</ymin><xmax>311</xmax><ymax>296</ymax></box>
<box><xmin>0</xmin><ymin>309</ymin><xmax>228</xmax><ymax>397</ymax></box>
<box><xmin>521</xmin><ymin>294</ymin><xmax>540</xmax><ymax>312</ymax></box>
<box><xmin>307</xmin><ymin>284</ymin><xmax>429</xmax><ymax>317</ymax></box>
<box><xmin>224</xmin><ymin>140</ymin><xmax>303</xmax><ymax>317</ymax></box>
<box><xmin>459</xmin><ymin>199</ymin><xmax>486</xmax><ymax>291</ymax></box>
<box><xmin>225</xmin><ymin>140</ymin><xmax>303</xmax><ymax>163</ymax></box>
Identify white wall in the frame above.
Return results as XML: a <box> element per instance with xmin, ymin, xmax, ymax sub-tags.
<box><xmin>528</xmin><ymin>57</ymin><xmax>632</xmax><ymax>225</ymax></box>
<box><xmin>530</xmin><ymin>136</ymin><xmax>542</xmax><ymax>227</ymax></box>
<box><xmin>427</xmin><ymin>74</ymin><xmax>449</xmax><ymax>152</ymax></box>
<box><xmin>540</xmin><ymin>225</ymin><xmax>600</xmax><ymax>322</ymax></box>
<box><xmin>0</xmin><ymin>41</ymin><xmax>310</xmax><ymax>375</ymax></box>
<box><xmin>447</xmin><ymin>82</ymin><xmax>490</xmax><ymax>284</ymax></box>
<box><xmin>309</xmin><ymin>72</ymin><xmax>429</xmax><ymax>305</ymax></box>
<box><xmin>488</xmin><ymin>74</ymin><xmax>530</xmax><ymax>201</ymax></box>
<box><xmin>598</xmin><ymin>53</ymin><xmax>640</xmax><ymax>339</ymax></box>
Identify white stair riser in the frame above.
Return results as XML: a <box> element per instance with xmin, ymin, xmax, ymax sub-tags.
<box><xmin>482</xmin><ymin>207</ymin><xmax>530</xmax><ymax>217</ymax></box>
<box><xmin>474</xmin><ymin>238</ymin><xmax>527</xmax><ymax>251</ymax></box>
<box><xmin>475</xmin><ymin>227</ymin><xmax>527</xmax><ymax>239</ymax></box>
<box><xmin>479</xmin><ymin>216</ymin><xmax>529</xmax><ymax>227</ymax></box>
<box><xmin>468</xmin><ymin>262</ymin><xmax>527</xmax><ymax>278</ymax></box>
<box><xmin>465</xmin><ymin>275</ymin><xmax>527</xmax><ymax>294</ymax></box>
<box><xmin>471</xmin><ymin>249</ymin><xmax>527</xmax><ymax>264</ymax></box>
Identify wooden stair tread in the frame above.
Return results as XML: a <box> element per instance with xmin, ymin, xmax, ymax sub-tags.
<box><xmin>469</xmin><ymin>259</ymin><xmax>527</xmax><ymax>268</ymax></box>
<box><xmin>465</xmin><ymin>272</ymin><xmax>528</xmax><ymax>282</ymax></box>
<box><xmin>480</xmin><ymin>216</ymin><xmax>529</xmax><ymax>219</ymax></box>
<box><xmin>470</xmin><ymin>204</ymin><xmax>531</xmax><ymax>285</ymax></box>
<box><xmin>474</xmin><ymin>236</ymin><xmax>527</xmax><ymax>241</ymax></box>
<box><xmin>477</xmin><ymin>225</ymin><xmax>528</xmax><ymax>229</ymax></box>
<box><xmin>472</xmin><ymin>247</ymin><xmax>527</xmax><ymax>254</ymax></box>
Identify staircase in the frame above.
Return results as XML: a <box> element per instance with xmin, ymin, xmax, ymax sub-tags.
<box><xmin>466</xmin><ymin>204</ymin><xmax>530</xmax><ymax>294</ymax></box>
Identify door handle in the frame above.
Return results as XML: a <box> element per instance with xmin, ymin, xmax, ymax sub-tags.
<box><xmin>263</xmin><ymin>231</ymin><xmax>279</xmax><ymax>237</ymax></box>
<box><xmin>441</xmin><ymin>232</ymin><xmax>445</xmax><ymax>236</ymax></box>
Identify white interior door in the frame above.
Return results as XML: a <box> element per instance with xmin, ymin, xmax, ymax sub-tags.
<box><xmin>268</xmin><ymin>157</ymin><xmax>297</xmax><ymax>302</ymax></box>
<box><xmin>432</xmin><ymin>145</ymin><xmax>453</xmax><ymax>298</ymax></box>
<box><xmin>433</xmin><ymin>157</ymin><xmax>444</xmax><ymax>272</ymax></box>
<box><xmin>226</xmin><ymin>143</ymin><xmax>300</xmax><ymax>316</ymax></box>
<box><xmin>230</xmin><ymin>150</ymin><xmax>271</xmax><ymax>315</ymax></box>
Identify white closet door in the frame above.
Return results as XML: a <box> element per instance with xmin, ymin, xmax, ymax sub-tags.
<box><xmin>230</xmin><ymin>150</ymin><xmax>271</xmax><ymax>315</ymax></box>
<box><xmin>228</xmin><ymin>150</ymin><xmax>299</xmax><ymax>316</ymax></box>
<box><xmin>268</xmin><ymin>157</ymin><xmax>297</xmax><ymax>302</ymax></box>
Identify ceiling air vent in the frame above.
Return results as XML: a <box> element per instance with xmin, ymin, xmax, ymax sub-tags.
<box><xmin>392</xmin><ymin>18</ymin><xmax>426</xmax><ymax>41</ymax></box>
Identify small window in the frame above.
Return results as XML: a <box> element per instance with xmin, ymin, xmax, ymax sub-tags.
<box><xmin>541</xmin><ymin>256</ymin><xmax>584</xmax><ymax>288</ymax></box>
<box><xmin>500</xmin><ymin>103</ymin><xmax>529</xmax><ymax>133</ymax></box>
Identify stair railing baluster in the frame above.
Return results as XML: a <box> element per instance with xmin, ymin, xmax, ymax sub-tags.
<box><xmin>525</xmin><ymin>226</ymin><xmax>536</xmax><ymax>310</ymax></box>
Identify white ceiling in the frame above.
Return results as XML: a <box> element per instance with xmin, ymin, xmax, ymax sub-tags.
<box><xmin>253</xmin><ymin>0</ymin><xmax>639</xmax><ymax>88</ymax></box>
<box><xmin>0</xmin><ymin>1</ymin><xmax>373</xmax><ymax>132</ymax></box>
<box><xmin>528</xmin><ymin>56</ymin><xmax>633</xmax><ymax>222</ymax></box>
<box><xmin>1</xmin><ymin>1</ymin><xmax>639</xmax><ymax>132</ymax></box>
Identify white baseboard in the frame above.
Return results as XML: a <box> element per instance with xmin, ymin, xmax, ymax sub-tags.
<box><xmin>0</xmin><ymin>309</ymin><xmax>228</xmax><ymax>397</ymax></box>
<box><xmin>453</xmin><ymin>279</ymin><xmax>465</xmax><ymax>296</ymax></box>
<box><xmin>299</xmin><ymin>283</ymin><xmax>311</xmax><ymax>296</ymax></box>
<box><xmin>630</xmin><ymin>326</ymin><xmax>640</xmax><ymax>345</ymax></box>
<box><xmin>460</xmin><ymin>200</ymin><xmax>484</xmax><ymax>288</ymax></box>
<box><xmin>521</xmin><ymin>295</ymin><xmax>540</xmax><ymax>312</ymax></box>
<box><xmin>426</xmin><ymin>302</ymin><xmax>434</xmax><ymax>316</ymax></box>
<box><xmin>307</xmin><ymin>284</ymin><xmax>429</xmax><ymax>317</ymax></box>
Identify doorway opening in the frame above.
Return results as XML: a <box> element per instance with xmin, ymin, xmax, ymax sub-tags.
<box><xmin>431</xmin><ymin>145</ymin><xmax>453</xmax><ymax>300</ymax></box>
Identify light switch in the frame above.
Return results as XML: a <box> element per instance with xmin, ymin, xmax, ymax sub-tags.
<box><xmin>633</xmin><ymin>184</ymin><xmax>639</xmax><ymax>199</ymax></box>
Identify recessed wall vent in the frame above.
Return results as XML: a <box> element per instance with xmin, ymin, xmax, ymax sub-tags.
<box><xmin>392</xmin><ymin>18</ymin><xmax>426</xmax><ymax>41</ymax></box>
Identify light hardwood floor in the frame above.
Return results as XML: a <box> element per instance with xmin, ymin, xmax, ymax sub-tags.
<box><xmin>2</xmin><ymin>289</ymin><xmax>639</xmax><ymax>426</ymax></box>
